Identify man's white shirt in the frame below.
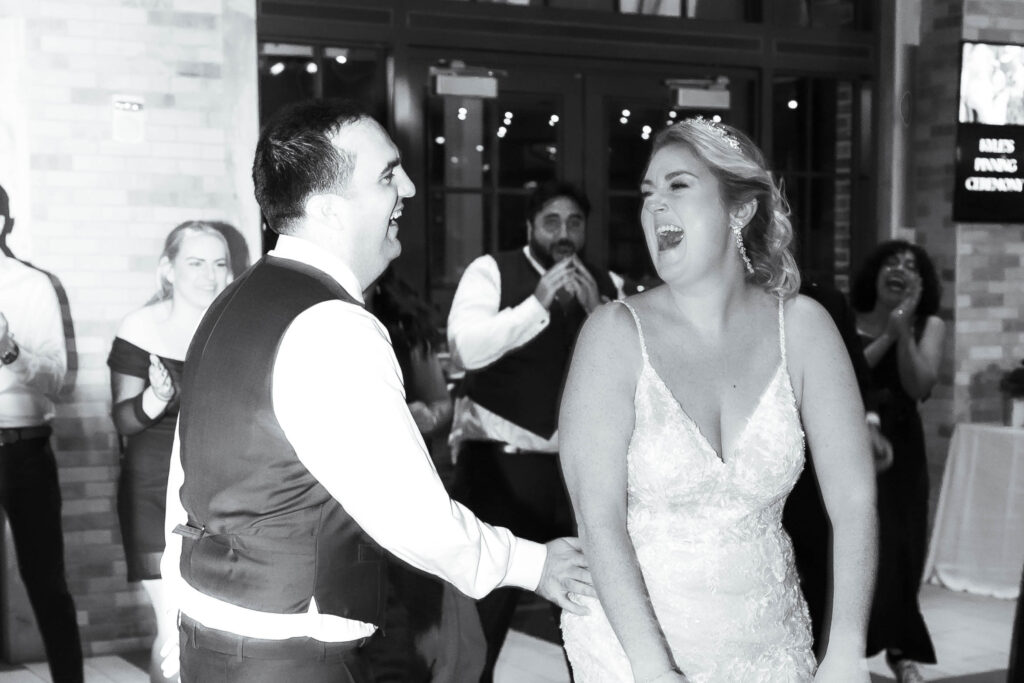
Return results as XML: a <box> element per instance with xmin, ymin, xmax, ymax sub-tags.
<box><xmin>447</xmin><ymin>246</ymin><xmax>624</xmax><ymax>454</ymax></box>
<box><xmin>0</xmin><ymin>258</ymin><xmax>66</xmax><ymax>427</ymax></box>
<box><xmin>162</xmin><ymin>235</ymin><xmax>546</xmax><ymax>642</ymax></box>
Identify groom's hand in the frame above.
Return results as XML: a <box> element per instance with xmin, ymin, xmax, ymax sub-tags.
<box><xmin>535</xmin><ymin>537</ymin><xmax>595</xmax><ymax>615</ymax></box>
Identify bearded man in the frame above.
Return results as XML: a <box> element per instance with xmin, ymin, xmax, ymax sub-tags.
<box><xmin>447</xmin><ymin>180</ymin><xmax>622</xmax><ymax>681</ymax></box>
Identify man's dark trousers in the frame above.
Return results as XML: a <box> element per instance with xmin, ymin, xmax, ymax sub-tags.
<box><xmin>0</xmin><ymin>430</ymin><xmax>83</xmax><ymax>683</ymax></box>
<box><xmin>179</xmin><ymin>614</ymin><xmax>365</xmax><ymax>683</ymax></box>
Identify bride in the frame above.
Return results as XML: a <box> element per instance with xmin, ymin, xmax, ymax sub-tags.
<box><xmin>559</xmin><ymin>118</ymin><xmax>877</xmax><ymax>682</ymax></box>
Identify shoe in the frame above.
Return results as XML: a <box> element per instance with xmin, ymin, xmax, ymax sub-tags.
<box><xmin>887</xmin><ymin>656</ymin><xmax>926</xmax><ymax>683</ymax></box>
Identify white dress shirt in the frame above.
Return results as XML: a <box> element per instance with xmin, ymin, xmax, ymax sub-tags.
<box><xmin>0</xmin><ymin>257</ymin><xmax>66</xmax><ymax>428</ymax></box>
<box><xmin>162</xmin><ymin>235</ymin><xmax>546</xmax><ymax>642</ymax></box>
<box><xmin>447</xmin><ymin>246</ymin><xmax>623</xmax><ymax>454</ymax></box>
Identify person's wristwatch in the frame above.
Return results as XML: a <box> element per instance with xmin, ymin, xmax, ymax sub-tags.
<box><xmin>0</xmin><ymin>339</ymin><xmax>19</xmax><ymax>365</ymax></box>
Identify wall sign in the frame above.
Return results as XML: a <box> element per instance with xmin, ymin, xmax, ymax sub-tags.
<box><xmin>954</xmin><ymin>41</ymin><xmax>1024</xmax><ymax>223</ymax></box>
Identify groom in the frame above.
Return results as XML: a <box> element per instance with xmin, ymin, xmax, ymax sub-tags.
<box><xmin>161</xmin><ymin>99</ymin><xmax>593</xmax><ymax>683</ymax></box>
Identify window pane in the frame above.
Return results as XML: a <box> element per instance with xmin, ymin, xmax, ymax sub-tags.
<box><xmin>608</xmin><ymin>195</ymin><xmax>657</xmax><ymax>288</ymax></box>
<box><xmin>428</xmin><ymin>98</ymin><xmax>490</xmax><ymax>189</ymax></box>
<box><xmin>444</xmin><ymin>0</ymin><xmax>759</xmax><ymax>20</ymax></box>
<box><xmin>496</xmin><ymin>94</ymin><xmax>561</xmax><ymax>188</ymax></box>
<box><xmin>620</xmin><ymin>0</ymin><xmax>754</xmax><ymax>21</ymax></box>
<box><xmin>430</xmin><ymin>191</ymin><xmax>490</xmax><ymax>291</ymax></box>
<box><xmin>321</xmin><ymin>47</ymin><xmax>387</xmax><ymax>124</ymax></box>
<box><xmin>773</xmin><ymin>75</ymin><xmax>859</xmax><ymax>285</ymax></box>
<box><xmin>258</xmin><ymin>43</ymin><xmax>316</xmax><ymax>122</ymax></box>
<box><xmin>774</xmin><ymin>0</ymin><xmax>865</xmax><ymax>29</ymax></box>
<box><xmin>497</xmin><ymin>192</ymin><xmax>530</xmax><ymax>252</ymax></box>
<box><xmin>607</xmin><ymin>102</ymin><xmax>662</xmax><ymax>191</ymax></box>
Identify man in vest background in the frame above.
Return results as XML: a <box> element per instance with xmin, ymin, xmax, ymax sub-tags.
<box><xmin>161</xmin><ymin>100</ymin><xmax>594</xmax><ymax>683</ymax></box>
<box><xmin>447</xmin><ymin>181</ymin><xmax>623</xmax><ymax>681</ymax></box>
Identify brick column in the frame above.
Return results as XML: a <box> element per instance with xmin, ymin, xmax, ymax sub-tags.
<box><xmin>0</xmin><ymin>0</ymin><xmax>259</xmax><ymax>656</ymax></box>
<box><xmin>911</xmin><ymin>0</ymin><xmax>1024</xmax><ymax>508</ymax></box>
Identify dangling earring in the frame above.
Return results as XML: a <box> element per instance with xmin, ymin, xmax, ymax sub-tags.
<box><xmin>731</xmin><ymin>222</ymin><xmax>754</xmax><ymax>275</ymax></box>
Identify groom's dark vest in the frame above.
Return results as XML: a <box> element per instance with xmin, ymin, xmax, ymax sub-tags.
<box><xmin>176</xmin><ymin>255</ymin><xmax>386</xmax><ymax>625</ymax></box>
<box><xmin>461</xmin><ymin>250</ymin><xmax>617</xmax><ymax>439</ymax></box>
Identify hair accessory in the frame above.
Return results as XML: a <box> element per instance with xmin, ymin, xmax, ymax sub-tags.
<box><xmin>687</xmin><ymin>116</ymin><xmax>741</xmax><ymax>151</ymax></box>
<box><xmin>731</xmin><ymin>222</ymin><xmax>755</xmax><ymax>275</ymax></box>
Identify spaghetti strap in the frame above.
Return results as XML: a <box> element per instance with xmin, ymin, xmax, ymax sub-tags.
<box><xmin>616</xmin><ymin>300</ymin><xmax>650</xmax><ymax>365</ymax></box>
<box><xmin>777</xmin><ymin>297</ymin><xmax>787</xmax><ymax>366</ymax></box>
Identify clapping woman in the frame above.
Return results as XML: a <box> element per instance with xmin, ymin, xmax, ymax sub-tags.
<box><xmin>852</xmin><ymin>240</ymin><xmax>944</xmax><ymax>683</ymax></box>
<box><xmin>108</xmin><ymin>222</ymin><xmax>231</xmax><ymax>682</ymax></box>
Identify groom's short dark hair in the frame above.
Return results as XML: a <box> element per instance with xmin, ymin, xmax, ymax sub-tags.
<box><xmin>253</xmin><ymin>98</ymin><xmax>369</xmax><ymax>235</ymax></box>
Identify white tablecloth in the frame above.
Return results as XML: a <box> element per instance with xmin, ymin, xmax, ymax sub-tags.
<box><xmin>923</xmin><ymin>423</ymin><xmax>1024</xmax><ymax>598</ymax></box>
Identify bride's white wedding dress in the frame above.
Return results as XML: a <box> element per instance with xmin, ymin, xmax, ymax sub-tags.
<box><xmin>562</xmin><ymin>299</ymin><xmax>816</xmax><ymax>682</ymax></box>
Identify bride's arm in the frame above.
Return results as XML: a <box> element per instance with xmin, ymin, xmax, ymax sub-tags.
<box><xmin>559</xmin><ymin>303</ymin><xmax>683</xmax><ymax>682</ymax></box>
<box><xmin>788</xmin><ymin>296</ymin><xmax>877</xmax><ymax>681</ymax></box>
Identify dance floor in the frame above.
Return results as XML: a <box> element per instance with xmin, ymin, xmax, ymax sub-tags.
<box><xmin>494</xmin><ymin>583</ymin><xmax>1016</xmax><ymax>683</ymax></box>
<box><xmin>0</xmin><ymin>584</ymin><xmax>1014</xmax><ymax>681</ymax></box>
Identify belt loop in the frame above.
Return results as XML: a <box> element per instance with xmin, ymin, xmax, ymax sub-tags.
<box><xmin>235</xmin><ymin>634</ymin><xmax>244</xmax><ymax>662</ymax></box>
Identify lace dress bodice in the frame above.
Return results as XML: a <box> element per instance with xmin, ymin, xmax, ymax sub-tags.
<box><xmin>562</xmin><ymin>298</ymin><xmax>815</xmax><ymax>682</ymax></box>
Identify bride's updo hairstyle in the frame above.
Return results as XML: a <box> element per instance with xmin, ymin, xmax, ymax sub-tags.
<box><xmin>648</xmin><ymin>118</ymin><xmax>800</xmax><ymax>298</ymax></box>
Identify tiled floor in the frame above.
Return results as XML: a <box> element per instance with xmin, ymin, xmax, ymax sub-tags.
<box><xmin>0</xmin><ymin>583</ymin><xmax>1015</xmax><ymax>682</ymax></box>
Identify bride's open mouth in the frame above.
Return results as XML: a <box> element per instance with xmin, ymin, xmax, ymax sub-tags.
<box><xmin>656</xmin><ymin>224</ymin><xmax>684</xmax><ymax>252</ymax></box>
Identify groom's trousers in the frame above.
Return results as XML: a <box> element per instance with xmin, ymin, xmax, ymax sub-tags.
<box><xmin>178</xmin><ymin>614</ymin><xmax>365</xmax><ymax>683</ymax></box>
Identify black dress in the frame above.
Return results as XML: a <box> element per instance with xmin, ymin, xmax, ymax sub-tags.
<box><xmin>861</xmin><ymin>332</ymin><xmax>937</xmax><ymax>663</ymax></box>
<box><xmin>107</xmin><ymin>337</ymin><xmax>183</xmax><ymax>582</ymax></box>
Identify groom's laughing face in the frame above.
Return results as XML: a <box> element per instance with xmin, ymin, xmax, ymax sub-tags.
<box><xmin>331</xmin><ymin>119</ymin><xmax>416</xmax><ymax>284</ymax></box>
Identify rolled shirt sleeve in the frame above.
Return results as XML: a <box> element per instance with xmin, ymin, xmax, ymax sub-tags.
<box><xmin>447</xmin><ymin>254</ymin><xmax>550</xmax><ymax>371</ymax></box>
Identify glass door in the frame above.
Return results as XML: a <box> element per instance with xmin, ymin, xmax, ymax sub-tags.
<box><xmin>418</xmin><ymin>58</ymin><xmax>584</xmax><ymax>313</ymax></box>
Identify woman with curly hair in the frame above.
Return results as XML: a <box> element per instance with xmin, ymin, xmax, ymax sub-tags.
<box><xmin>852</xmin><ymin>241</ymin><xmax>943</xmax><ymax>683</ymax></box>
<box><xmin>559</xmin><ymin>118</ymin><xmax>877</xmax><ymax>682</ymax></box>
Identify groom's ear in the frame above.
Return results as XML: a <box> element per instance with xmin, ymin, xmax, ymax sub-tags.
<box><xmin>305</xmin><ymin>193</ymin><xmax>338</xmax><ymax>222</ymax></box>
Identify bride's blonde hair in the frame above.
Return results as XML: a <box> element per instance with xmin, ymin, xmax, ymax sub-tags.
<box><xmin>649</xmin><ymin>119</ymin><xmax>801</xmax><ymax>298</ymax></box>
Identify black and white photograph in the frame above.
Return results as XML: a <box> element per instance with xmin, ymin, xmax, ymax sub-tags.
<box><xmin>0</xmin><ymin>2</ymin><xmax>1021</xmax><ymax>683</ymax></box>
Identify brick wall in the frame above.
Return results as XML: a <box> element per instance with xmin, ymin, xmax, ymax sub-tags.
<box><xmin>912</xmin><ymin>0</ymin><xmax>1024</xmax><ymax>500</ymax></box>
<box><xmin>0</xmin><ymin>0</ymin><xmax>259</xmax><ymax>656</ymax></box>
<box><xmin>909</xmin><ymin>0</ymin><xmax>961</xmax><ymax>497</ymax></box>
<box><xmin>958</xmin><ymin>2</ymin><xmax>1024</xmax><ymax>428</ymax></box>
